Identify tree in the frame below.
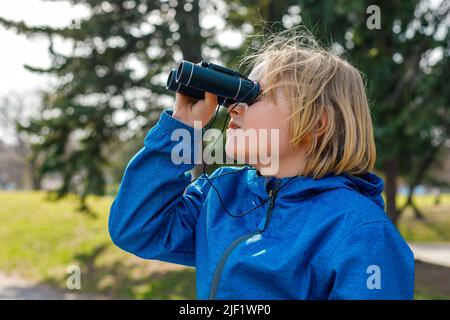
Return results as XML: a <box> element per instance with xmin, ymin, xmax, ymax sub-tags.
<box><xmin>0</xmin><ymin>93</ymin><xmax>42</xmax><ymax>189</ymax></box>
<box><xmin>397</xmin><ymin>51</ymin><xmax>450</xmax><ymax>219</ymax></box>
<box><xmin>0</xmin><ymin>0</ymin><xmax>223</xmax><ymax>209</ymax></box>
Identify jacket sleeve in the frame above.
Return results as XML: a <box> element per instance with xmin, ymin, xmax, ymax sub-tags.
<box><xmin>326</xmin><ymin>221</ymin><xmax>415</xmax><ymax>300</ymax></box>
<box><xmin>108</xmin><ymin>109</ymin><xmax>208</xmax><ymax>267</ymax></box>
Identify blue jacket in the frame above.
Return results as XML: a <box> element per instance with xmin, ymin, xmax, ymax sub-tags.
<box><xmin>109</xmin><ymin>109</ymin><xmax>415</xmax><ymax>300</ymax></box>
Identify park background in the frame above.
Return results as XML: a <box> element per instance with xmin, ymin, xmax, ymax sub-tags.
<box><xmin>0</xmin><ymin>0</ymin><xmax>449</xmax><ymax>299</ymax></box>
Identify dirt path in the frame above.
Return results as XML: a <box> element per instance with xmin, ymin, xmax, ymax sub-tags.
<box><xmin>410</xmin><ymin>243</ymin><xmax>450</xmax><ymax>298</ymax></box>
<box><xmin>415</xmin><ymin>261</ymin><xmax>450</xmax><ymax>297</ymax></box>
<box><xmin>409</xmin><ymin>243</ymin><xmax>450</xmax><ymax>268</ymax></box>
<box><xmin>0</xmin><ymin>272</ymin><xmax>101</xmax><ymax>300</ymax></box>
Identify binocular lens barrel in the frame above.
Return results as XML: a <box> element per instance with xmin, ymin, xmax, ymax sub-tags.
<box><xmin>166</xmin><ymin>69</ymin><xmax>235</xmax><ymax>107</ymax></box>
<box><xmin>166</xmin><ymin>60</ymin><xmax>260</xmax><ymax>107</ymax></box>
<box><xmin>166</xmin><ymin>69</ymin><xmax>202</xmax><ymax>100</ymax></box>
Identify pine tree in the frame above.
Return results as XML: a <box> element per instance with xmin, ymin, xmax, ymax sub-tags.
<box><xmin>0</xmin><ymin>0</ymin><xmax>214</xmax><ymax>209</ymax></box>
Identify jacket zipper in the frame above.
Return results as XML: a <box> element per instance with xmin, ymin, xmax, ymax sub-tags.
<box><xmin>208</xmin><ymin>187</ymin><xmax>278</xmax><ymax>300</ymax></box>
<box><xmin>260</xmin><ymin>189</ymin><xmax>277</xmax><ymax>232</ymax></box>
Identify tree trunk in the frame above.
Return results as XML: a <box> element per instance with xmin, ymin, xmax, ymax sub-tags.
<box><xmin>29</xmin><ymin>157</ymin><xmax>41</xmax><ymax>190</ymax></box>
<box><xmin>382</xmin><ymin>157</ymin><xmax>399</xmax><ymax>224</ymax></box>
<box><xmin>396</xmin><ymin>140</ymin><xmax>445</xmax><ymax>219</ymax></box>
<box><xmin>434</xmin><ymin>191</ymin><xmax>442</xmax><ymax>206</ymax></box>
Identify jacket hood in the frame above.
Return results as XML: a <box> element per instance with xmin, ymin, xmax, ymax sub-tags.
<box><xmin>245</xmin><ymin>166</ymin><xmax>385</xmax><ymax>210</ymax></box>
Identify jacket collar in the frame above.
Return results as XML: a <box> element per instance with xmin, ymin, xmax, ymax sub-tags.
<box><xmin>242</xmin><ymin>165</ymin><xmax>385</xmax><ymax>209</ymax></box>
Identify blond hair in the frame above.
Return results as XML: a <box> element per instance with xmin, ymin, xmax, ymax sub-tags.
<box><xmin>239</xmin><ymin>26</ymin><xmax>376</xmax><ymax>178</ymax></box>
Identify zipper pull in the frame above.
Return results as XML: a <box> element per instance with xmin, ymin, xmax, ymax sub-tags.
<box><xmin>268</xmin><ymin>189</ymin><xmax>276</xmax><ymax>208</ymax></box>
<box><xmin>258</xmin><ymin>188</ymin><xmax>277</xmax><ymax>232</ymax></box>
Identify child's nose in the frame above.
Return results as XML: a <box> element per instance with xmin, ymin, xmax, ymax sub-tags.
<box><xmin>227</xmin><ymin>103</ymin><xmax>246</xmax><ymax>116</ymax></box>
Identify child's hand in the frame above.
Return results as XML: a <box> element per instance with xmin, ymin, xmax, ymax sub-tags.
<box><xmin>173</xmin><ymin>91</ymin><xmax>218</xmax><ymax>128</ymax></box>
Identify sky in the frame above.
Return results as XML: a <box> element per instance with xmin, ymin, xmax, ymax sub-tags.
<box><xmin>0</xmin><ymin>0</ymin><xmax>91</xmax><ymax>96</ymax></box>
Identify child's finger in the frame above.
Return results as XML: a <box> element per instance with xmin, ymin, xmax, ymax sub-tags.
<box><xmin>177</xmin><ymin>92</ymin><xmax>197</xmax><ymax>103</ymax></box>
<box><xmin>204</xmin><ymin>91</ymin><xmax>218</xmax><ymax>111</ymax></box>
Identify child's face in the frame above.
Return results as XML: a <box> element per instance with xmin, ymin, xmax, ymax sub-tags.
<box><xmin>225</xmin><ymin>62</ymin><xmax>306</xmax><ymax>176</ymax></box>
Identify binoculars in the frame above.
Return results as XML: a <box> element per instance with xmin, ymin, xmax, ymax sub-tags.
<box><xmin>166</xmin><ymin>60</ymin><xmax>260</xmax><ymax>107</ymax></box>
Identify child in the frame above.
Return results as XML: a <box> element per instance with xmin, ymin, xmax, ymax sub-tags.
<box><xmin>108</xmin><ymin>30</ymin><xmax>414</xmax><ymax>300</ymax></box>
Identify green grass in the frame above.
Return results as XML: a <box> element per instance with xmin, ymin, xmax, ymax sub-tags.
<box><xmin>0</xmin><ymin>191</ymin><xmax>449</xmax><ymax>299</ymax></box>
<box><xmin>396</xmin><ymin>195</ymin><xmax>450</xmax><ymax>243</ymax></box>
<box><xmin>0</xmin><ymin>191</ymin><xmax>195</xmax><ymax>299</ymax></box>
<box><xmin>414</xmin><ymin>287</ymin><xmax>450</xmax><ymax>300</ymax></box>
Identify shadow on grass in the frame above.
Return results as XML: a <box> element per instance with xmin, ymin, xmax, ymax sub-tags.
<box><xmin>42</xmin><ymin>243</ymin><xmax>196</xmax><ymax>299</ymax></box>
<box><xmin>43</xmin><ymin>192</ymin><xmax>99</xmax><ymax>219</ymax></box>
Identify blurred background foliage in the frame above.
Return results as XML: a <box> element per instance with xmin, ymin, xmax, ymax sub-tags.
<box><xmin>0</xmin><ymin>0</ymin><xmax>449</xmax><ymax>300</ymax></box>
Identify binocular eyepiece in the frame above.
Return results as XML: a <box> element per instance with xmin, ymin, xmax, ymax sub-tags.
<box><xmin>166</xmin><ymin>60</ymin><xmax>260</xmax><ymax>107</ymax></box>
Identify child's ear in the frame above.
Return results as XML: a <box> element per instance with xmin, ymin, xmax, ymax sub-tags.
<box><xmin>313</xmin><ymin>110</ymin><xmax>329</xmax><ymax>139</ymax></box>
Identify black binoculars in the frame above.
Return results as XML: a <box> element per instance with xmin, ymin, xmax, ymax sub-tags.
<box><xmin>166</xmin><ymin>60</ymin><xmax>260</xmax><ymax>107</ymax></box>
